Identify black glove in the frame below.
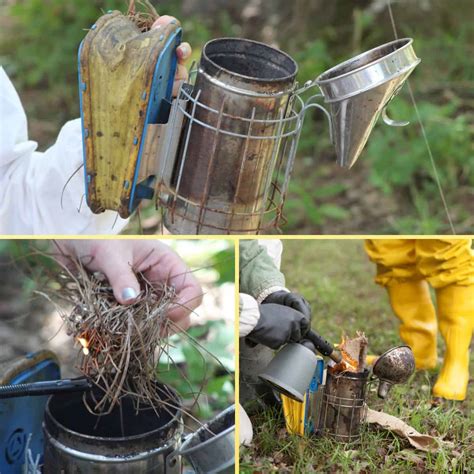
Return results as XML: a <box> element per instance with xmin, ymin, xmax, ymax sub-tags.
<box><xmin>262</xmin><ymin>291</ymin><xmax>311</xmax><ymax>320</ymax></box>
<box><xmin>246</xmin><ymin>303</ymin><xmax>310</xmax><ymax>350</ymax></box>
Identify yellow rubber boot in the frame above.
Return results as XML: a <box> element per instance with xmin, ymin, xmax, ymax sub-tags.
<box><xmin>433</xmin><ymin>285</ymin><xmax>473</xmax><ymax>401</ymax></box>
<box><xmin>387</xmin><ymin>280</ymin><xmax>438</xmax><ymax>370</ymax></box>
<box><xmin>366</xmin><ymin>354</ymin><xmax>379</xmax><ymax>366</ymax></box>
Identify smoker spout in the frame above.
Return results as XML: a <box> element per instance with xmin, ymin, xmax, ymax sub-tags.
<box><xmin>0</xmin><ymin>377</ymin><xmax>92</xmax><ymax>398</ymax></box>
<box><xmin>328</xmin><ymin>350</ymin><xmax>342</xmax><ymax>364</ymax></box>
<box><xmin>305</xmin><ymin>330</ymin><xmax>342</xmax><ymax>363</ymax></box>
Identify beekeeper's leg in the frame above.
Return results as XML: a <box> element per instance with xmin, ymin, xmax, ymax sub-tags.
<box><xmin>365</xmin><ymin>239</ymin><xmax>438</xmax><ymax>369</ymax></box>
<box><xmin>417</xmin><ymin>239</ymin><xmax>474</xmax><ymax>400</ymax></box>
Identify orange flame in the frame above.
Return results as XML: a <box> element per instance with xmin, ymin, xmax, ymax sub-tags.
<box><xmin>331</xmin><ymin>335</ymin><xmax>360</xmax><ymax>373</ymax></box>
<box><xmin>77</xmin><ymin>337</ymin><xmax>90</xmax><ymax>356</ymax></box>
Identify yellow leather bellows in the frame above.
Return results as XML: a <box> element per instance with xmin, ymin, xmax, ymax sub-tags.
<box><xmin>79</xmin><ymin>11</ymin><xmax>181</xmax><ymax>217</ymax></box>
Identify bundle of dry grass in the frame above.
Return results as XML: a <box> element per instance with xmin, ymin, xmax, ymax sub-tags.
<box><xmin>47</xmin><ymin>256</ymin><xmax>178</xmax><ymax>416</ymax></box>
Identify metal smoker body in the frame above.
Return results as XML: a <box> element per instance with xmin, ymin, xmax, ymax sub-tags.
<box><xmin>318</xmin><ymin>369</ymin><xmax>370</xmax><ymax>442</ymax></box>
<box><xmin>158</xmin><ymin>38</ymin><xmax>300</xmax><ymax>234</ymax></box>
<box><xmin>43</xmin><ymin>384</ymin><xmax>183</xmax><ymax>473</ymax></box>
<box><xmin>42</xmin><ymin>385</ymin><xmax>235</xmax><ymax>473</ymax></box>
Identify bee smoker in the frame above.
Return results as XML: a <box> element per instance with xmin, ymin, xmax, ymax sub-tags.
<box><xmin>79</xmin><ymin>13</ymin><xmax>420</xmax><ymax>232</ymax></box>
<box><xmin>258</xmin><ymin>339</ymin><xmax>415</xmax><ymax>443</ymax></box>
<box><xmin>318</xmin><ymin>345</ymin><xmax>415</xmax><ymax>443</ymax></box>
<box><xmin>0</xmin><ymin>351</ymin><xmax>235</xmax><ymax>473</ymax></box>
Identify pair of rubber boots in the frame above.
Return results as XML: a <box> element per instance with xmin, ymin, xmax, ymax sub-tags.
<box><xmin>378</xmin><ymin>281</ymin><xmax>473</xmax><ymax>401</ymax></box>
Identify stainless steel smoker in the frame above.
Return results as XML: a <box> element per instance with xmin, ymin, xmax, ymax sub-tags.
<box><xmin>79</xmin><ymin>14</ymin><xmax>420</xmax><ymax>233</ymax></box>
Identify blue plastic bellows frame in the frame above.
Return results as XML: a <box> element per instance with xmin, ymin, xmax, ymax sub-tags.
<box><xmin>0</xmin><ymin>352</ymin><xmax>60</xmax><ymax>473</ymax></box>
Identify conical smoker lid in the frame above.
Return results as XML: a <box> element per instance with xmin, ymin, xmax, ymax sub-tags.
<box><xmin>316</xmin><ymin>38</ymin><xmax>420</xmax><ymax>168</ymax></box>
<box><xmin>328</xmin><ymin>69</ymin><xmax>416</xmax><ymax>168</ymax></box>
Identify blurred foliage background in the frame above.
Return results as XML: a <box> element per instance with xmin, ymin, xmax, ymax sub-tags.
<box><xmin>0</xmin><ymin>0</ymin><xmax>472</xmax><ymax>234</ymax></box>
<box><xmin>0</xmin><ymin>239</ymin><xmax>235</xmax><ymax>420</ymax></box>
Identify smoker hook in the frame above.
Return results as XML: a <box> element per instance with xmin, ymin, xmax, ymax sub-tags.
<box><xmin>381</xmin><ymin>107</ymin><xmax>410</xmax><ymax>127</ymax></box>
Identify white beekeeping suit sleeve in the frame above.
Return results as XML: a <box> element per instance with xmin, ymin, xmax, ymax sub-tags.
<box><xmin>239</xmin><ymin>293</ymin><xmax>260</xmax><ymax>338</ymax></box>
<box><xmin>0</xmin><ymin>67</ymin><xmax>128</xmax><ymax>235</ymax></box>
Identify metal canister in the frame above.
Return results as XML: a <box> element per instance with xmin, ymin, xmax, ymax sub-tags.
<box><xmin>43</xmin><ymin>384</ymin><xmax>182</xmax><ymax>473</ymax></box>
<box><xmin>163</xmin><ymin>37</ymin><xmax>298</xmax><ymax>234</ymax></box>
<box><xmin>178</xmin><ymin>405</ymin><xmax>235</xmax><ymax>474</ymax></box>
<box><xmin>319</xmin><ymin>369</ymin><xmax>369</xmax><ymax>442</ymax></box>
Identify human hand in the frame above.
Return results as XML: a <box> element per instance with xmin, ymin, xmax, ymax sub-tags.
<box><xmin>263</xmin><ymin>291</ymin><xmax>311</xmax><ymax>320</ymax></box>
<box><xmin>55</xmin><ymin>240</ymin><xmax>202</xmax><ymax>331</ymax></box>
<box><xmin>151</xmin><ymin>15</ymin><xmax>192</xmax><ymax>96</ymax></box>
<box><xmin>246</xmin><ymin>303</ymin><xmax>310</xmax><ymax>350</ymax></box>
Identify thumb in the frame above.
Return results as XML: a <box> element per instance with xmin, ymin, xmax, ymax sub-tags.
<box><xmin>93</xmin><ymin>251</ymin><xmax>140</xmax><ymax>305</ymax></box>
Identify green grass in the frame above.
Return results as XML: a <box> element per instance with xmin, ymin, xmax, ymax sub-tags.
<box><xmin>240</xmin><ymin>240</ymin><xmax>473</xmax><ymax>473</ymax></box>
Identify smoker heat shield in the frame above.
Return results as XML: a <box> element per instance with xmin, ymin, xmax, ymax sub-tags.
<box><xmin>78</xmin><ymin>11</ymin><xmax>181</xmax><ymax>218</ymax></box>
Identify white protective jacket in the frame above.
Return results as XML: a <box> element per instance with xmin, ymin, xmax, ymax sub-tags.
<box><xmin>0</xmin><ymin>67</ymin><xmax>128</xmax><ymax>234</ymax></box>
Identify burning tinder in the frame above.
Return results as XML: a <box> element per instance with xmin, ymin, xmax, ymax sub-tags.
<box><xmin>77</xmin><ymin>337</ymin><xmax>90</xmax><ymax>356</ymax></box>
<box><xmin>331</xmin><ymin>332</ymin><xmax>368</xmax><ymax>374</ymax></box>
<box><xmin>46</xmin><ymin>255</ymin><xmax>178</xmax><ymax>415</ymax></box>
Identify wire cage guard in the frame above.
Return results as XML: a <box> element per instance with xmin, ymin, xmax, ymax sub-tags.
<box><xmin>318</xmin><ymin>370</ymin><xmax>370</xmax><ymax>442</ymax></box>
<box><xmin>155</xmin><ymin>38</ymin><xmax>302</xmax><ymax>234</ymax></box>
<box><xmin>156</xmin><ymin>82</ymin><xmax>309</xmax><ymax>234</ymax></box>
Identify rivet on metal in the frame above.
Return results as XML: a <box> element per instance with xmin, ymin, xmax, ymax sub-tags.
<box><xmin>159</xmin><ymin>34</ymin><xmax>164</xmax><ymax>41</ymax></box>
<box><xmin>124</xmin><ymin>180</ymin><xmax>130</xmax><ymax>190</ymax></box>
<box><xmin>87</xmin><ymin>174</ymin><xmax>91</xmax><ymax>183</ymax></box>
<box><xmin>141</xmin><ymin>91</ymin><xmax>147</xmax><ymax>100</ymax></box>
<box><xmin>84</xmin><ymin>128</ymin><xmax>89</xmax><ymax>138</ymax></box>
<box><xmin>133</xmin><ymin>137</ymin><xmax>138</xmax><ymax>145</ymax></box>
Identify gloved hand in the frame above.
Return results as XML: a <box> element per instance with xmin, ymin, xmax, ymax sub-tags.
<box><xmin>246</xmin><ymin>303</ymin><xmax>310</xmax><ymax>350</ymax></box>
<box><xmin>262</xmin><ymin>290</ymin><xmax>311</xmax><ymax>320</ymax></box>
